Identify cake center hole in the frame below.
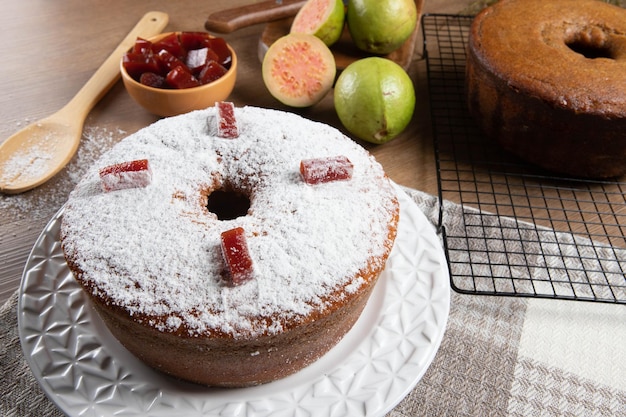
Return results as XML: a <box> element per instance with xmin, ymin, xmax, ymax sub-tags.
<box><xmin>207</xmin><ymin>190</ymin><xmax>251</xmax><ymax>220</ymax></box>
<box><xmin>567</xmin><ymin>40</ymin><xmax>613</xmax><ymax>59</ymax></box>
<box><xmin>565</xmin><ymin>28</ymin><xmax>614</xmax><ymax>60</ymax></box>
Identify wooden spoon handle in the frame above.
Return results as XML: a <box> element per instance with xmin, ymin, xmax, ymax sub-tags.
<box><xmin>62</xmin><ymin>11</ymin><xmax>169</xmax><ymax>120</ymax></box>
<box><xmin>205</xmin><ymin>0</ymin><xmax>305</xmax><ymax>34</ymax></box>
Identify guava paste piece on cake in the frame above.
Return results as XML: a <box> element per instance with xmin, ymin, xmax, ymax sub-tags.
<box><xmin>300</xmin><ymin>155</ymin><xmax>353</xmax><ymax>184</ymax></box>
<box><xmin>99</xmin><ymin>159</ymin><xmax>152</xmax><ymax>192</ymax></box>
<box><xmin>220</xmin><ymin>227</ymin><xmax>255</xmax><ymax>286</ymax></box>
<box><xmin>216</xmin><ymin>101</ymin><xmax>239</xmax><ymax>138</ymax></box>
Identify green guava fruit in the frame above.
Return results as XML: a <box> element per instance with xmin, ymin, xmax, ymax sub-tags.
<box><xmin>290</xmin><ymin>0</ymin><xmax>345</xmax><ymax>47</ymax></box>
<box><xmin>334</xmin><ymin>57</ymin><xmax>415</xmax><ymax>144</ymax></box>
<box><xmin>347</xmin><ymin>0</ymin><xmax>417</xmax><ymax>55</ymax></box>
<box><xmin>262</xmin><ymin>33</ymin><xmax>336</xmax><ymax>107</ymax></box>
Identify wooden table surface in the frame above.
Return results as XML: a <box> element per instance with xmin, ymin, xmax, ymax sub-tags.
<box><xmin>0</xmin><ymin>0</ymin><xmax>471</xmax><ymax>304</ymax></box>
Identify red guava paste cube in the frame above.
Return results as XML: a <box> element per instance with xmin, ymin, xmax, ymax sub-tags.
<box><xmin>300</xmin><ymin>156</ymin><xmax>354</xmax><ymax>185</ymax></box>
<box><xmin>139</xmin><ymin>72</ymin><xmax>165</xmax><ymax>88</ymax></box>
<box><xmin>99</xmin><ymin>159</ymin><xmax>152</xmax><ymax>192</ymax></box>
<box><xmin>186</xmin><ymin>47</ymin><xmax>220</xmax><ymax>74</ymax></box>
<box><xmin>165</xmin><ymin>65</ymin><xmax>201</xmax><ymax>89</ymax></box>
<box><xmin>220</xmin><ymin>227</ymin><xmax>254</xmax><ymax>286</ymax></box>
<box><xmin>122</xmin><ymin>52</ymin><xmax>160</xmax><ymax>80</ymax></box>
<box><xmin>132</xmin><ymin>37</ymin><xmax>153</xmax><ymax>55</ymax></box>
<box><xmin>206</xmin><ymin>37</ymin><xmax>232</xmax><ymax>67</ymax></box>
<box><xmin>151</xmin><ymin>32</ymin><xmax>185</xmax><ymax>60</ymax></box>
<box><xmin>156</xmin><ymin>49</ymin><xmax>187</xmax><ymax>73</ymax></box>
<box><xmin>215</xmin><ymin>101</ymin><xmax>239</xmax><ymax>138</ymax></box>
<box><xmin>185</xmin><ymin>48</ymin><xmax>209</xmax><ymax>73</ymax></box>
<box><xmin>179</xmin><ymin>31</ymin><xmax>211</xmax><ymax>50</ymax></box>
<box><xmin>198</xmin><ymin>60</ymin><xmax>228</xmax><ymax>84</ymax></box>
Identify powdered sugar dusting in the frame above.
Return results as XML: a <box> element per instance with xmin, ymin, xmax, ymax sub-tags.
<box><xmin>0</xmin><ymin>125</ymin><xmax>123</xmax><ymax>223</ymax></box>
<box><xmin>0</xmin><ymin>144</ymin><xmax>52</xmax><ymax>185</ymax></box>
<box><xmin>60</xmin><ymin>106</ymin><xmax>399</xmax><ymax>338</ymax></box>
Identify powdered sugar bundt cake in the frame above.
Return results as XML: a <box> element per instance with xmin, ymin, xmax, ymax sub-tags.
<box><xmin>466</xmin><ymin>0</ymin><xmax>626</xmax><ymax>178</ymax></box>
<box><xmin>60</xmin><ymin>103</ymin><xmax>399</xmax><ymax>387</ymax></box>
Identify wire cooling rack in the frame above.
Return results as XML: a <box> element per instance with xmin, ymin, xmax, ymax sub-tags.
<box><xmin>421</xmin><ymin>14</ymin><xmax>626</xmax><ymax>304</ymax></box>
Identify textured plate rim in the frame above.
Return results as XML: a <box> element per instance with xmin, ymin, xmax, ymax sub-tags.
<box><xmin>18</xmin><ymin>185</ymin><xmax>450</xmax><ymax>417</ymax></box>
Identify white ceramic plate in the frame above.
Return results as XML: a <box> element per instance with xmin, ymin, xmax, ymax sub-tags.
<box><xmin>18</xmin><ymin>186</ymin><xmax>450</xmax><ymax>417</ymax></box>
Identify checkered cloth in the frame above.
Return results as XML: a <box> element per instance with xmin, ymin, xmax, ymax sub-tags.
<box><xmin>1</xmin><ymin>187</ymin><xmax>624</xmax><ymax>416</ymax></box>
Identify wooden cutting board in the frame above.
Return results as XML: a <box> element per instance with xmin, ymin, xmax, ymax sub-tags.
<box><xmin>206</xmin><ymin>0</ymin><xmax>424</xmax><ymax>70</ymax></box>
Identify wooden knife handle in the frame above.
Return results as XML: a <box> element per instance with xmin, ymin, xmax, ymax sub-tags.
<box><xmin>205</xmin><ymin>0</ymin><xmax>306</xmax><ymax>33</ymax></box>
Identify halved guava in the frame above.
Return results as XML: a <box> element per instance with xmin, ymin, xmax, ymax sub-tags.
<box><xmin>262</xmin><ymin>33</ymin><xmax>336</xmax><ymax>107</ymax></box>
<box><xmin>290</xmin><ymin>0</ymin><xmax>345</xmax><ymax>47</ymax></box>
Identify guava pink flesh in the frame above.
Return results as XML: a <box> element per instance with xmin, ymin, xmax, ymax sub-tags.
<box><xmin>271</xmin><ymin>42</ymin><xmax>328</xmax><ymax>99</ymax></box>
<box><xmin>292</xmin><ymin>0</ymin><xmax>329</xmax><ymax>33</ymax></box>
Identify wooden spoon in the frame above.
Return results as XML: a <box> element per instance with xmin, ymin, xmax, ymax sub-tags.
<box><xmin>0</xmin><ymin>11</ymin><xmax>169</xmax><ymax>194</ymax></box>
